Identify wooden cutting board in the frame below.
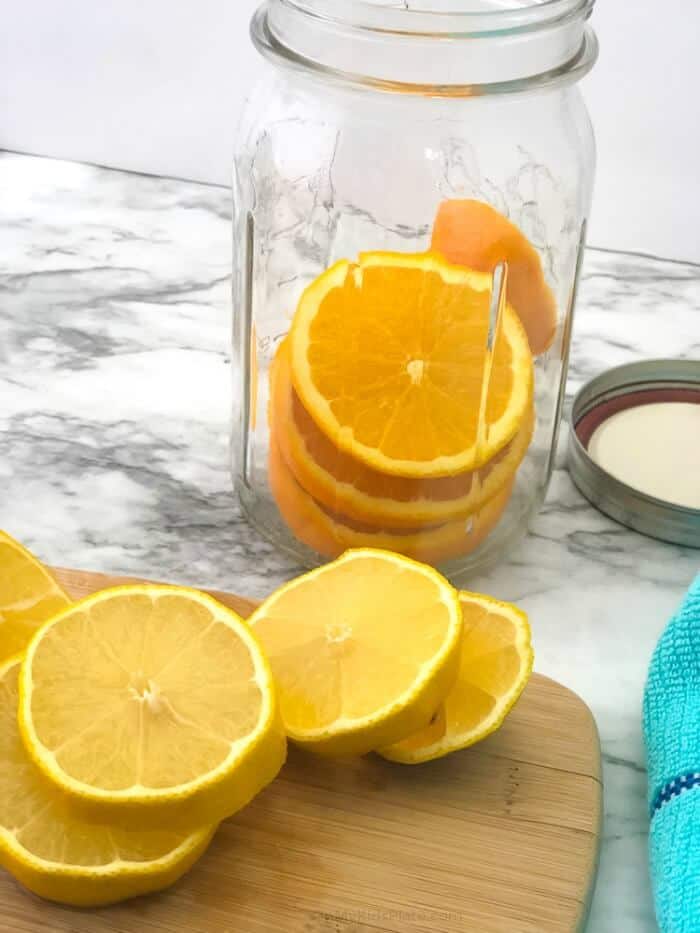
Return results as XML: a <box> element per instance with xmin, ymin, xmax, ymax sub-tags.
<box><xmin>0</xmin><ymin>568</ymin><xmax>602</xmax><ymax>933</ymax></box>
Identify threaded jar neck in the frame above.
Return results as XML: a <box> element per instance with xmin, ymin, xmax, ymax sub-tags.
<box><xmin>251</xmin><ymin>0</ymin><xmax>597</xmax><ymax>96</ymax></box>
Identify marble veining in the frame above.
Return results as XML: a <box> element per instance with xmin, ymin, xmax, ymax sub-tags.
<box><xmin>1</xmin><ymin>151</ymin><xmax>699</xmax><ymax>932</ymax></box>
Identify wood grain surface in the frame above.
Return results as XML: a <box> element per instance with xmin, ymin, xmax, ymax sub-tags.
<box><xmin>0</xmin><ymin>567</ymin><xmax>602</xmax><ymax>933</ymax></box>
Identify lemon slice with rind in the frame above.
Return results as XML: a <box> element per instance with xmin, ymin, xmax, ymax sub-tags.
<box><xmin>0</xmin><ymin>530</ymin><xmax>71</xmax><ymax>663</ymax></box>
<box><xmin>248</xmin><ymin>548</ymin><xmax>463</xmax><ymax>757</ymax></box>
<box><xmin>378</xmin><ymin>592</ymin><xmax>533</xmax><ymax>763</ymax></box>
<box><xmin>0</xmin><ymin>656</ymin><xmax>216</xmax><ymax>906</ymax></box>
<box><xmin>19</xmin><ymin>585</ymin><xmax>286</xmax><ymax>826</ymax></box>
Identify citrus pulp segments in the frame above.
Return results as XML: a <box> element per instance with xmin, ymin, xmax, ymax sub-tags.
<box><xmin>18</xmin><ymin>585</ymin><xmax>287</xmax><ymax>825</ymax></box>
<box><xmin>289</xmin><ymin>251</ymin><xmax>534</xmax><ymax>478</ymax></box>
<box><xmin>0</xmin><ymin>657</ymin><xmax>216</xmax><ymax>907</ymax></box>
<box><xmin>248</xmin><ymin>548</ymin><xmax>464</xmax><ymax>757</ymax></box>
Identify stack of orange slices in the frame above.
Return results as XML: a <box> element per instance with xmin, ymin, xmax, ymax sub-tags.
<box><xmin>268</xmin><ymin>248</ymin><xmax>535</xmax><ymax>564</ymax></box>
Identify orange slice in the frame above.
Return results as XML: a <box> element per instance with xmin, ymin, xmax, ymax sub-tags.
<box><xmin>268</xmin><ymin>436</ymin><xmax>513</xmax><ymax>564</ymax></box>
<box><xmin>270</xmin><ymin>338</ymin><xmax>533</xmax><ymax>528</ymax></box>
<box><xmin>289</xmin><ymin>251</ymin><xmax>533</xmax><ymax>478</ymax></box>
<box><xmin>378</xmin><ymin>592</ymin><xmax>533</xmax><ymax>764</ymax></box>
<box><xmin>431</xmin><ymin>199</ymin><xmax>558</xmax><ymax>356</ymax></box>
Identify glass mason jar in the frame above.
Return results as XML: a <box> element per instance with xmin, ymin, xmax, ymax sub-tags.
<box><xmin>232</xmin><ymin>0</ymin><xmax>597</xmax><ymax>578</ymax></box>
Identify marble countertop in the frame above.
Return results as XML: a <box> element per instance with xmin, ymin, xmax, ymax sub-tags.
<box><xmin>1</xmin><ymin>151</ymin><xmax>698</xmax><ymax>932</ymax></box>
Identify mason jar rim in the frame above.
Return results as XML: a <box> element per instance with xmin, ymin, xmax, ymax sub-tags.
<box><xmin>251</xmin><ymin>0</ymin><xmax>598</xmax><ymax>96</ymax></box>
<box><xmin>281</xmin><ymin>0</ymin><xmax>593</xmax><ymax>38</ymax></box>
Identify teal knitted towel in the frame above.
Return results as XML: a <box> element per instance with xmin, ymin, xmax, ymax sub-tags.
<box><xmin>644</xmin><ymin>574</ymin><xmax>700</xmax><ymax>933</ymax></box>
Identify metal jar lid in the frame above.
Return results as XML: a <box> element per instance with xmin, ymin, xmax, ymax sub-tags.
<box><xmin>568</xmin><ymin>359</ymin><xmax>700</xmax><ymax>548</ymax></box>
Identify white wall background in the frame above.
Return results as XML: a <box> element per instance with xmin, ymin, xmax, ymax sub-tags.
<box><xmin>1</xmin><ymin>0</ymin><xmax>699</xmax><ymax>261</ymax></box>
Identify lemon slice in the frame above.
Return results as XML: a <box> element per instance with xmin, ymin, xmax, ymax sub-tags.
<box><xmin>0</xmin><ymin>530</ymin><xmax>71</xmax><ymax>663</ymax></box>
<box><xmin>378</xmin><ymin>592</ymin><xmax>533</xmax><ymax>763</ymax></box>
<box><xmin>248</xmin><ymin>549</ymin><xmax>463</xmax><ymax>757</ymax></box>
<box><xmin>0</xmin><ymin>657</ymin><xmax>216</xmax><ymax>906</ymax></box>
<box><xmin>19</xmin><ymin>586</ymin><xmax>286</xmax><ymax>824</ymax></box>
